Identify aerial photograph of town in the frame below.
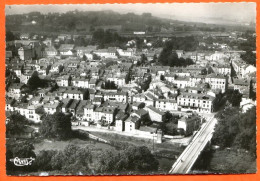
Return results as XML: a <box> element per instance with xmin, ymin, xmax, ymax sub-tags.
<box><xmin>5</xmin><ymin>3</ymin><xmax>256</xmax><ymax>176</ymax></box>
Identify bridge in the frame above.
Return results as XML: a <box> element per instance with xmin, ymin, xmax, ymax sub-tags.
<box><xmin>169</xmin><ymin>115</ymin><xmax>217</xmax><ymax>174</ymax></box>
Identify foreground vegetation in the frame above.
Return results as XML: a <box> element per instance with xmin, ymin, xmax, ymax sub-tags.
<box><xmin>193</xmin><ymin>106</ymin><xmax>256</xmax><ymax>173</ymax></box>
<box><xmin>6</xmin><ymin>112</ymin><xmax>163</xmax><ymax>175</ymax></box>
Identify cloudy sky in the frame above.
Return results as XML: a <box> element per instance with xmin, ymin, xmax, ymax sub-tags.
<box><xmin>5</xmin><ymin>3</ymin><xmax>256</xmax><ymax>24</ymax></box>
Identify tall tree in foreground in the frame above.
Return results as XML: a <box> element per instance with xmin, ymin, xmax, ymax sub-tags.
<box><xmin>6</xmin><ymin>113</ymin><xmax>28</xmax><ymax>137</ymax></box>
<box><xmin>39</xmin><ymin>112</ymin><xmax>72</xmax><ymax>140</ymax></box>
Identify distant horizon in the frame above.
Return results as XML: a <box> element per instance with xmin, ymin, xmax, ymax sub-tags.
<box><xmin>5</xmin><ymin>3</ymin><xmax>256</xmax><ymax>25</ymax></box>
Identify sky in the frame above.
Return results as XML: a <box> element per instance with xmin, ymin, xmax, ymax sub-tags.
<box><xmin>5</xmin><ymin>3</ymin><xmax>256</xmax><ymax>24</ymax></box>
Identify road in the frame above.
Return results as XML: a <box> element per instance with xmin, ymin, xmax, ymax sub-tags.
<box><xmin>169</xmin><ymin>115</ymin><xmax>217</xmax><ymax>174</ymax></box>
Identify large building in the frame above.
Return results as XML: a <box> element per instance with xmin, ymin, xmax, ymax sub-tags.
<box><xmin>177</xmin><ymin>93</ymin><xmax>216</xmax><ymax>113</ymax></box>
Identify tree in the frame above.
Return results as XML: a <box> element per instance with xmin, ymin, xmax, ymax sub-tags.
<box><xmin>158</xmin><ymin>44</ymin><xmax>194</xmax><ymax>67</ymax></box>
<box><xmin>34</xmin><ymin>144</ymin><xmax>93</xmax><ymax>174</ymax></box>
<box><xmin>96</xmin><ymin>145</ymin><xmax>159</xmax><ymax>174</ymax></box>
<box><xmin>140</xmin><ymin>54</ymin><xmax>147</xmax><ymax>65</ymax></box>
<box><xmin>240</xmin><ymin>51</ymin><xmax>256</xmax><ymax>66</ymax></box>
<box><xmin>82</xmin><ymin>54</ymin><xmax>87</xmax><ymax>61</ymax></box>
<box><xmin>6</xmin><ymin>31</ymin><xmax>16</xmax><ymax>41</ymax></box>
<box><xmin>35</xmin><ymin>150</ymin><xmax>57</xmax><ymax>171</ymax></box>
<box><xmin>6</xmin><ymin>140</ymin><xmax>37</xmax><ymax>174</ymax></box>
<box><xmin>27</xmin><ymin>71</ymin><xmax>46</xmax><ymax>91</ymax></box>
<box><xmin>39</xmin><ymin>112</ymin><xmax>72</xmax><ymax>140</ymax></box>
<box><xmin>57</xmin><ymin>144</ymin><xmax>92</xmax><ymax>174</ymax></box>
<box><xmin>125</xmin><ymin>72</ymin><xmax>131</xmax><ymax>84</ymax></box>
<box><xmin>209</xmin><ymin>148</ymin><xmax>256</xmax><ymax>173</ymax></box>
<box><xmin>226</xmin><ymin>89</ymin><xmax>242</xmax><ymax>107</ymax></box>
<box><xmin>6</xmin><ymin>113</ymin><xmax>28</xmax><ymax>136</ymax></box>
<box><xmin>160</xmin><ymin>74</ymin><xmax>165</xmax><ymax>81</ymax></box>
<box><xmin>212</xmin><ymin>106</ymin><xmax>256</xmax><ymax>157</ymax></box>
<box><xmin>103</xmin><ymin>80</ymin><xmax>117</xmax><ymax>90</ymax></box>
<box><xmin>93</xmin><ymin>53</ymin><xmax>101</xmax><ymax>60</ymax></box>
<box><xmin>119</xmin><ymin>146</ymin><xmax>159</xmax><ymax>172</ymax></box>
<box><xmin>75</xmin><ymin>37</ymin><xmax>87</xmax><ymax>47</ymax></box>
<box><xmin>212</xmin><ymin>107</ymin><xmax>240</xmax><ymax>148</ymax></box>
<box><xmin>50</xmin><ymin>151</ymin><xmax>64</xmax><ymax>170</ymax></box>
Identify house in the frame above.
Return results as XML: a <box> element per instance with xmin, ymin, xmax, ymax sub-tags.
<box><xmin>103</xmin><ymin>92</ymin><xmax>128</xmax><ymax>103</ymax></box>
<box><xmin>176</xmin><ymin>50</ymin><xmax>184</xmax><ymax>58</ymax></box>
<box><xmin>150</xmin><ymin>66</ymin><xmax>170</xmax><ymax>78</ymax></box>
<box><xmin>43</xmin><ymin>46</ymin><xmax>58</xmax><ymax>57</ymax></box>
<box><xmin>132</xmin><ymin>102</ymin><xmax>145</xmax><ymax>111</ymax></box>
<box><xmin>7</xmin><ymin>83</ymin><xmax>26</xmax><ymax>99</ymax></box>
<box><xmin>6</xmin><ymin>51</ymin><xmax>12</xmax><ymax>59</ymax></box>
<box><xmin>37</xmin><ymin>88</ymin><xmax>50</xmax><ymax>98</ymax></box>
<box><xmin>240</xmin><ymin>99</ymin><xmax>256</xmax><ymax>113</ymax></box>
<box><xmin>71</xmin><ymin>77</ymin><xmax>89</xmax><ymax>88</ymax></box>
<box><xmin>12</xmin><ymin>66</ymin><xmax>23</xmax><ymax>77</ymax></box>
<box><xmin>43</xmin><ymin>102</ymin><xmax>61</xmax><ymax>114</ymax></box>
<box><xmin>117</xmin><ymin>48</ymin><xmax>134</xmax><ymax>57</ymax></box>
<box><xmin>61</xmin><ymin>98</ymin><xmax>73</xmax><ymax>113</ymax></box>
<box><xmin>106</xmin><ymin>74</ymin><xmax>126</xmax><ymax>87</ymax></box>
<box><xmin>145</xmin><ymin>106</ymin><xmax>166</xmax><ymax>123</ymax></box>
<box><xmin>177</xmin><ymin>93</ymin><xmax>216</xmax><ymax>113</ymax></box>
<box><xmin>26</xmin><ymin>104</ymin><xmax>42</xmax><ymax>123</ymax></box>
<box><xmin>231</xmin><ymin>58</ymin><xmax>247</xmax><ymax>77</ymax></box>
<box><xmin>205</xmin><ymin>73</ymin><xmax>228</xmax><ymax>93</ymax></box>
<box><xmin>131</xmin><ymin>109</ymin><xmax>150</xmax><ymax>125</ymax></box>
<box><xmin>137</xmin><ymin>126</ymin><xmax>158</xmax><ymax>139</ymax></box>
<box><xmin>171</xmin><ymin>76</ymin><xmax>190</xmax><ymax>88</ymax></box>
<box><xmin>57</xmin><ymin>34</ymin><xmax>68</xmax><ymax>41</ymax></box>
<box><xmin>93</xmin><ymin>106</ymin><xmax>116</xmax><ymax>125</ymax></box>
<box><xmin>56</xmin><ymin>75</ymin><xmax>71</xmax><ymax>87</ymax></box>
<box><xmin>93</xmin><ymin>97</ymin><xmax>103</xmax><ymax>106</ymax></box>
<box><xmin>5</xmin><ymin>98</ymin><xmax>16</xmax><ymax>112</ymax></box>
<box><xmin>178</xmin><ymin>116</ymin><xmax>200</xmax><ymax>136</ymax></box>
<box><xmin>38</xmin><ymin>64</ymin><xmax>51</xmax><ymax>76</ymax></box>
<box><xmin>20</xmin><ymin>33</ymin><xmax>30</xmax><ymax>40</ymax></box>
<box><xmin>241</xmin><ymin>64</ymin><xmax>256</xmax><ymax>78</ymax></box>
<box><xmin>189</xmin><ymin>75</ymin><xmax>206</xmax><ymax>87</ymax></box>
<box><xmin>93</xmin><ymin>47</ymin><xmax>117</xmax><ymax>59</ymax></box>
<box><xmin>59</xmin><ymin>44</ymin><xmax>75</xmax><ymax>56</ymax></box>
<box><xmin>125</xmin><ymin>116</ymin><xmax>140</xmax><ymax>133</ymax></box>
<box><xmin>211</xmin><ymin>64</ymin><xmax>231</xmax><ymax>76</ymax></box>
<box><xmin>67</xmin><ymin>99</ymin><xmax>80</xmax><ymax>115</ymax></box>
<box><xmin>50</xmin><ymin>63</ymin><xmax>63</xmax><ymax>73</ymax></box>
<box><xmin>75</xmin><ymin>100</ymin><xmax>89</xmax><ymax>121</ymax></box>
<box><xmin>115</xmin><ymin>111</ymin><xmax>129</xmax><ymax>131</ymax></box>
<box><xmin>208</xmin><ymin>51</ymin><xmax>226</xmax><ymax>61</ymax></box>
<box><xmin>155</xmin><ymin>99</ymin><xmax>178</xmax><ymax>111</ymax></box>
<box><xmin>233</xmin><ymin>78</ymin><xmax>250</xmax><ymax>94</ymax></box>
<box><xmin>18</xmin><ymin>46</ymin><xmax>33</xmax><ymax>60</ymax></box>
<box><xmin>20</xmin><ymin>71</ymin><xmax>35</xmax><ymax>84</ymax></box>
<box><xmin>28</xmin><ymin>96</ymin><xmax>43</xmax><ymax>105</ymax></box>
<box><xmin>89</xmin><ymin>78</ymin><xmax>97</xmax><ymax>88</ymax></box>
<box><xmin>83</xmin><ymin>104</ymin><xmax>95</xmax><ymax>124</ymax></box>
<box><xmin>63</xmin><ymin>88</ymin><xmax>84</xmax><ymax>100</ymax></box>
<box><xmin>74</xmin><ymin>46</ymin><xmax>94</xmax><ymax>59</ymax></box>
<box><xmin>42</xmin><ymin>38</ymin><xmax>53</xmax><ymax>46</ymax></box>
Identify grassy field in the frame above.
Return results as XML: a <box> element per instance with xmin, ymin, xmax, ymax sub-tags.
<box><xmin>34</xmin><ymin>138</ymin><xmax>115</xmax><ymax>154</ymax></box>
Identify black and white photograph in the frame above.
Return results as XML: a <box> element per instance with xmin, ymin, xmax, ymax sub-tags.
<box><xmin>5</xmin><ymin>3</ymin><xmax>256</xmax><ymax>176</ymax></box>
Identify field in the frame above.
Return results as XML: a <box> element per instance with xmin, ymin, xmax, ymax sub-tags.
<box><xmin>34</xmin><ymin>138</ymin><xmax>115</xmax><ymax>154</ymax></box>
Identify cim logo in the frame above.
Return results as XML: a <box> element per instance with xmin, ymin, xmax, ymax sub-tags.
<box><xmin>10</xmin><ymin>157</ymin><xmax>35</xmax><ymax>166</ymax></box>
